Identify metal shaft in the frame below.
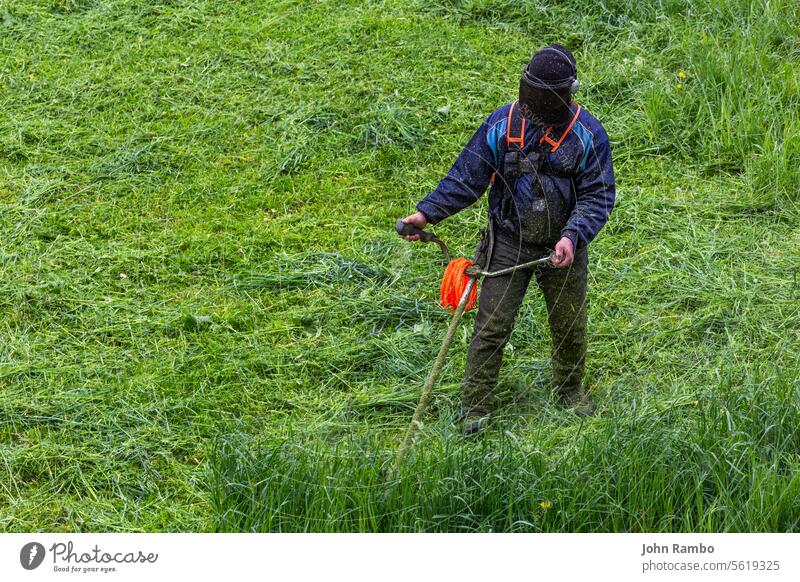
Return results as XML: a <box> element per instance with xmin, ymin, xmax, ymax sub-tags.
<box><xmin>391</xmin><ymin>276</ymin><xmax>477</xmax><ymax>473</ymax></box>
<box><xmin>480</xmin><ymin>254</ymin><xmax>552</xmax><ymax>277</ymax></box>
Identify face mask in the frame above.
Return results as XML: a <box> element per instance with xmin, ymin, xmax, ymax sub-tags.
<box><xmin>519</xmin><ymin>62</ymin><xmax>577</xmax><ymax>127</ymax></box>
<box><xmin>518</xmin><ymin>75</ymin><xmax>572</xmax><ymax>128</ymax></box>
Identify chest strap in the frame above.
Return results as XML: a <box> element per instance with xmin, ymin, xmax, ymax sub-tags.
<box><xmin>497</xmin><ymin>101</ymin><xmax>579</xmax><ymax>193</ymax></box>
<box><xmin>539</xmin><ymin>103</ymin><xmax>581</xmax><ymax>153</ymax></box>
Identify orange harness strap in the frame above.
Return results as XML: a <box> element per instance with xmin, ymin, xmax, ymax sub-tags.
<box><xmin>506</xmin><ymin>101</ymin><xmax>526</xmax><ymax>149</ymax></box>
<box><xmin>539</xmin><ymin>104</ymin><xmax>581</xmax><ymax>153</ymax></box>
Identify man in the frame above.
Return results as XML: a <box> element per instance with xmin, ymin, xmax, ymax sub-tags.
<box><xmin>401</xmin><ymin>44</ymin><xmax>616</xmax><ymax>435</ymax></box>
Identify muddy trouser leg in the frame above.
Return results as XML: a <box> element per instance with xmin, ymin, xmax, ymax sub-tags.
<box><xmin>534</xmin><ymin>245</ymin><xmax>589</xmax><ymax>399</ymax></box>
<box><xmin>459</xmin><ymin>234</ymin><xmax>539</xmax><ymax>418</ymax></box>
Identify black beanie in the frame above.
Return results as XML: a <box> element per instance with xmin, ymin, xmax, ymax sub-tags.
<box><xmin>525</xmin><ymin>43</ymin><xmax>576</xmax><ymax>86</ymax></box>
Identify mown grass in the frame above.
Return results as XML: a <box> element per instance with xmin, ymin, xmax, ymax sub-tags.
<box><xmin>1</xmin><ymin>0</ymin><xmax>798</xmax><ymax>531</ymax></box>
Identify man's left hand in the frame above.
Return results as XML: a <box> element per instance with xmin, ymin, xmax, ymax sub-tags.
<box><xmin>551</xmin><ymin>237</ymin><xmax>574</xmax><ymax>268</ymax></box>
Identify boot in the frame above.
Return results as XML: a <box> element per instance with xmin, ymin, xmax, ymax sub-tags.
<box><xmin>462</xmin><ymin>414</ymin><xmax>491</xmax><ymax>437</ymax></box>
<box><xmin>558</xmin><ymin>388</ymin><xmax>595</xmax><ymax>416</ymax></box>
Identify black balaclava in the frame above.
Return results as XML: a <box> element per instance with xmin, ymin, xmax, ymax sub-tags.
<box><xmin>519</xmin><ymin>43</ymin><xmax>576</xmax><ymax>128</ymax></box>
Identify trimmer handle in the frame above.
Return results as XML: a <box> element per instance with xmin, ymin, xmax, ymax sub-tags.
<box><xmin>395</xmin><ymin>219</ymin><xmax>437</xmax><ymax>243</ymax></box>
<box><xmin>395</xmin><ymin>219</ymin><xmax>452</xmax><ymax>263</ymax></box>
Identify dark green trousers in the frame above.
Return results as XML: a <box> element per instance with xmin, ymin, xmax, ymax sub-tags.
<box><xmin>460</xmin><ymin>231</ymin><xmax>588</xmax><ymax>417</ymax></box>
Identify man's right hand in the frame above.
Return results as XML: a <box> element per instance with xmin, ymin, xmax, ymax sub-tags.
<box><xmin>400</xmin><ymin>211</ymin><xmax>428</xmax><ymax>241</ymax></box>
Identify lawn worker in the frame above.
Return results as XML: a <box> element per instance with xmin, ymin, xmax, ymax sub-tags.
<box><xmin>401</xmin><ymin>44</ymin><xmax>616</xmax><ymax>435</ymax></box>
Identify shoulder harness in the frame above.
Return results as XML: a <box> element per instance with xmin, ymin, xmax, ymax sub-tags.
<box><xmin>500</xmin><ymin>101</ymin><xmax>582</xmax><ymax>193</ymax></box>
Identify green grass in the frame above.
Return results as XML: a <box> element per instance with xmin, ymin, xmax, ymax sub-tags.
<box><xmin>211</xmin><ymin>370</ymin><xmax>800</xmax><ymax>532</ymax></box>
<box><xmin>1</xmin><ymin>0</ymin><xmax>798</xmax><ymax>531</ymax></box>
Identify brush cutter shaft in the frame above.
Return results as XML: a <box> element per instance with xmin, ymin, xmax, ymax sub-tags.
<box><xmin>473</xmin><ymin>254</ymin><xmax>553</xmax><ymax>277</ymax></box>
<box><xmin>392</xmin><ymin>275</ymin><xmax>477</xmax><ymax>471</ymax></box>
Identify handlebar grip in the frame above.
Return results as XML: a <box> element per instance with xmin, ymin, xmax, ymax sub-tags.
<box><xmin>395</xmin><ymin>219</ymin><xmax>435</xmax><ymax>242</ymax></box>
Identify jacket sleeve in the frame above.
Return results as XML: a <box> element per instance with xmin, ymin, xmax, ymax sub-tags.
<box><xmin>416</xmin><ymin>113</ymin><xmax>500</xmax><ymax>225</ymax></box>
<box><xmin>561</xmin><ymin>129</ymin><xmax>616</xmax><ymax>248</ymax></box>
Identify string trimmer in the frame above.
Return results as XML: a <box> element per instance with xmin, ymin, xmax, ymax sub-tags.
<box><xmin>390</xmin><ymin>219</ymin><xmax>553</xmax><ymax>472</ymax></box>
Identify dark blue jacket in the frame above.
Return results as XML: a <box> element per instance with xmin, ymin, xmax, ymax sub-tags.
<box><xmin>416</xmin><ymin>102</ymin><xmax>615</xmax><ymax>249</ymax></box>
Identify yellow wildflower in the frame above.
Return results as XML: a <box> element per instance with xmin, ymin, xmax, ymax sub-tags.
<box><xmin>539</xmin><ymin>500</ymin><xmax>552</xmax><ymax>510</ymax></box>
<box><xmin>678</xmin><ymin>70</ymin><xmax>687</xmax><ymax>79</ymax></box>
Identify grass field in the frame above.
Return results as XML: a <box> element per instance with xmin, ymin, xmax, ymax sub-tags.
<box><xmin>1</xmin><ymin>0</ymin><xmax>799</xmax><ymax>532</ymax></box>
